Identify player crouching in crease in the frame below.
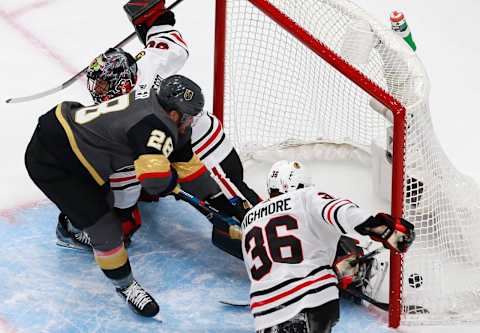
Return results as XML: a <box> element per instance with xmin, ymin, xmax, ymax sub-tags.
<box><xmin>56</xmin><ymin>46</ymin><xmax>248</xmax><ymax>251</ymax></box>
<box><xmin>240</xmin><ymin>160</ymin><xmax>415</xmax><ymax>333</ymax></box>
<box><xmin>54</xmin><ymin>1</ymin><xmax>260</xmax><ymax>252</ymax></box>
<box><xmin>25</xmin><ymin>74</ymin><xmax>212</xmax><ymax>318</ymax></box>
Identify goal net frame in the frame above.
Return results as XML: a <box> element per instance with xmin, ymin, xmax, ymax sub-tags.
<box><xmin>212</xmin><ymin>0</ymin><xmax>480</xmax><ymax>328</ymax></box>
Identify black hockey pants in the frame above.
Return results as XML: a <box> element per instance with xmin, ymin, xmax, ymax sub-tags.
<box><xmin>24</xmin><ymin>113</ymin><xmax>111</xmax><ymax>230</ymax></box>
<box><xmin>258</xmin><ymin>300</ymin><xmax>340</xmax><ymax>333</ymax></box>
<box><xmin>214</xmin><ymin>149</ymin><xmax>261</xmax><ymax>206</ymax></box>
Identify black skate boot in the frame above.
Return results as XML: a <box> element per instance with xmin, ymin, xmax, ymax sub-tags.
<box><xmin>116</xmin><ymin>280</ymin><xmax>160</xmax><ymax>317</ymax></box>
<box><xmin>56</xmin><ymin>213</ymin><xmax>92</xmax><ymax>251</ymax></box>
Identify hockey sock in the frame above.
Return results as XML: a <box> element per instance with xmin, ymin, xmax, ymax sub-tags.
<box><xmin>94</xmin><ymin>245</ymin><xmax>134</xmax><ymax>288</ymax></box>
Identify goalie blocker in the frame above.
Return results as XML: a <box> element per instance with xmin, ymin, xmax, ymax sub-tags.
<box><xmin>124</xmin><ymin>0</ymin><xmax>176</xmax><ymax>45</ymax></box>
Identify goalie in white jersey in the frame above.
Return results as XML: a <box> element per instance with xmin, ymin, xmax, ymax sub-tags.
<box><xmin>241</xmin><ymin>160</ymin><xmax>415</xmax><ymax>333</ymax></box>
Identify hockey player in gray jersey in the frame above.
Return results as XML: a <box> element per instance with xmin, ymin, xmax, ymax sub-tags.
<box><xmin>25</xmin><ymin>74</ymin><xmax>217</xmax><ymax>318</ymax></box>
<box><xmin>241</xmin><ymin>160</ymin><xmax>415</xmax><ymax>333</ymax></box>
<box><xmin>58</xmin><ymin>45</ymin><xmax>245</xmax><ymax>251</ymax></box>
<box><xmin>54</xmin><ymin>0</ymin><xmax>255</xmax><ymax>255</ymax></box>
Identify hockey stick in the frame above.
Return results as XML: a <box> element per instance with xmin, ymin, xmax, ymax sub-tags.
<box><xmin>5</xmin><ymin>0</ymin><xmax>185</xmax><ymax>104</ymax></box>
<box><xmin>219</xmin><ymin>299</ymin><xmax>249</xmax><ymax>307</ymax></box>
<box><xmin>220</xmin><ymin>272</ymin><xmax>391</xmax><ymax>310</ymax></box>
<box><xmin>342</xmin><ymin>287</ymin><xmax>389</xmax><ymax>311</ymax></box>
<box><xmin>173</xmin><ymin>188</ymin><xmax>243</xmax><ymax>240</ymax></box>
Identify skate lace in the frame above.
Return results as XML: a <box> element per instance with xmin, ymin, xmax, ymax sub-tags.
<box><xmin>74</xmin><ymin>231</ymin><xmax>91</xmax><ymax>246</ymax></box>
<box><xmin>123</xmin><ymin>281</ymin><xmax>152</xmax><ymax>310</ymax></box>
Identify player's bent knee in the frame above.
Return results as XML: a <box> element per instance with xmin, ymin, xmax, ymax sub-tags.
<box><xmin>86</xmin><ymin>212</ymin><xmax>123</xmax><ymax>251</ymax></box>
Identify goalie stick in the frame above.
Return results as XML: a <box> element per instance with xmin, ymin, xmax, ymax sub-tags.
<box><xmin>5</xmin><ymin>0</ymin><xmax>185</xmax><ymax>104</ymax></box>
<box><xmin>219</xmin><ymin>299</ymin><xmax>249</xmax><ymax>307</ymax></box>
<box><xmin>219</xmin><ymin>248</ymin><xmax>389</xmax><ymax>309</ymax></box>
<box><xmin>342</xmin><ymin>286</ymin><xmax>389</xmax><ymax>311</ymax></box>
<box><xmin>218</xmin><ymin>289</ymin><xmax>390</xmax><ymax>311</ymax></box>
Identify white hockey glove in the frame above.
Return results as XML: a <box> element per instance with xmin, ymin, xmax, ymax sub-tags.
<box><xmin>354</xmin><ymin>213</ymin><xmax>415</xmax><ymax>253</ymax></box>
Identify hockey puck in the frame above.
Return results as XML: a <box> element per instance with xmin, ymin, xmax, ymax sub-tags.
<box><xmin>408</xmin><ymin>273</ymin><xmax>423</xmax><ymax>288</ymax></box>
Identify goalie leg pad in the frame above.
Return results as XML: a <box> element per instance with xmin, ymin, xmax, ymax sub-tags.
<box><xmin>211</xmin><ymin>226</ymin><xmax>243</xmax><ymax>260</ymax></box>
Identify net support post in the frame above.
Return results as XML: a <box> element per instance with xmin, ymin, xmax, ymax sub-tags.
<box><xmin>213</xmin><ymin>0</ymin><xmax>227</xmax><ymax>124</ymax></box>
<box><xmin>389</xmin><ymin>106</ymin><xmax>407</xmax><ymax>328</ymax></box>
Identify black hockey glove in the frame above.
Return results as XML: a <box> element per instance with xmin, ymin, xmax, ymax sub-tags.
<box><xmin>124</xmin><ymin>0</ymin><xmax>176</xmax><ymax>45</ymax></box>
<box><xmin>354</xmin><ymin>213</ymin><xmax>415</xmax><ymax>253</ymax></box>
<box><xmin>158</xmin><ymin>167</ymin><xmax>179</xmax><ymax>197</ymax></box>
<box><xmin>207</xmin><ymin>193</ymin><xmax>247</xmax><ymax>222</ymax></box>
<box><xmin>152</xmin><ymin>10</ymin><xmax>176</xmax><ymax>27</ymax></box>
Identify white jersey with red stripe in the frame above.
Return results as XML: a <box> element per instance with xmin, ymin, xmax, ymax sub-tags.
<box><xmin>191</xmin><ymin>111</ymin><xmax>234</xmax><ymax>171</ymax></box>
<box><xmin>134</xmin><ymin>24</ymin><xmax>189</xmax><ymax>97</ymax></box>
<box><xmin>241</xmin><ymin>187</ymin><xmax>371</xmax><ymax>331</ymax></box>
<box><xmin>109</xmin><ymin>165</ymin><xmax>141</xmax><ymax>209</ymax></box>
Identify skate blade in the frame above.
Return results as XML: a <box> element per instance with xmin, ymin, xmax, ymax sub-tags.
<box><xmin>56</xmin><ymin>240</ymin><xmax>91</xmax><ymax>252</ymax></box>
<box><xmin>152</xmin><ymin>312</ymin><xmax>163</xmax><ymax>322</ymax></box>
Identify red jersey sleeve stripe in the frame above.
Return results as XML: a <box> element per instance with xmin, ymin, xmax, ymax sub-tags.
<box><xmin>178</xmin><ymin>165</ymin><xmax>208</xmax><ymax>183</ymax></box>
<box><xmin>250</xmin><ymin>273</ymin><xmax>336</xmax><ymax>309</ymax></box>
<box><xmin>109</xmin><ymin>175</ymin><xmax>138</xmax><ymax>183</ymax></box>
<box><xmin>212</xmin><ymin>166</ymin><xmax>238</xmax><ymax>197</ymax></box>
<box><xmin>327</xmin><ymin>199</ymin><xmax>350</xmax><ymax>225</ymax></box>
<box><xmin>194</xmin><ymin>122</ymin><xmax>222</xmax><ymax>155</ymax></box>
<box><xmin>137</xmin><ymin>171</ymin><xmax>171</xmax><ymax>182</ymax></box>
<box><xmin>170</xmin><ymin>32</ymin><xmax>187</xmax><ymax>47</ymax></box>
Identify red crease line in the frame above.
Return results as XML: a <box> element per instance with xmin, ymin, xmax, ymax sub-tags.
<box><xmin>0</xmin><ymin>6</ymin><xmax>78</xmax><ymax>76</ymax></box>
<box><xmin>8</xmin><ymin>0</ymin><xmax>55</xmax><ymax>18</ymax></box>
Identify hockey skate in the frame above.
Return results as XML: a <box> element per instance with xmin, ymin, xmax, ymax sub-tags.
<box><xmin>116</xmin><ymin>280</ymin><xmax>160</xmax><ymax>318</ymax></box>
<box><xmin>56</xmin><ymin>213</ymin><xmax>92</xmax><ymax>251</ymax></box>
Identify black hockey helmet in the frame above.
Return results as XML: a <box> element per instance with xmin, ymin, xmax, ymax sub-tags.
<box><xmin>157</xmin><ymin>75</ymin><xmax>205</xmax><ymax>123</ymax></box>
<box><xmin>86</xmin><ymin>48</ymin><xmax>138</xmax><ymax>104</ymax></box>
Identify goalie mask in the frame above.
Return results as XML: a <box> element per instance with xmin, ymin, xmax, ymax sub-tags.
<box><xmin>87</xmin><ymin>48</ymin><xmax>138</xmax><ymax>104</ymax></box>
<box><xmin>267</xmin><ymin>160</ymin><xmax>312</xmax><ymax>196</ymax></box>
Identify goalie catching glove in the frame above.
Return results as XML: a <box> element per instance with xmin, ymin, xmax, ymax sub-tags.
<box><xmin>354</xmin><ymin>213</ymin><xmax>415</xmax><ymax>253</ymax></box>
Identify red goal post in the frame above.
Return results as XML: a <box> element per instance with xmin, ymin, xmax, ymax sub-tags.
<box><xmin>213</xmin><ymin>0</ymin><xmax>480</xmax><ymax>328</ymax></box>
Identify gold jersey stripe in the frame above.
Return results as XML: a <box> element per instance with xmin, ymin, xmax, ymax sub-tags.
<box><xmin>55</xmin><ymin>104</ymin><xmax>105</xmax><ymax>186</ymax></box>
<box><xmin>172</xmin><ymin>154</ymin><xmax>204</xmax><ymax>179</ymax></box>
<box><xmin>134</xmin><ymin>154</ymin><xmax>170</xmax><ymax>178</ymax></box>
<box><xmin>94</xmin><ymin>246</ymin><xmax>128</xmax><ymax>270</ymax></box>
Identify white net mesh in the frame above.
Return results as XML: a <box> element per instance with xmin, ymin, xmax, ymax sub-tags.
<box><xmin>221</xmin><ymin>0</ymin><xmax>480</xmax><ymax>324</ymax></box>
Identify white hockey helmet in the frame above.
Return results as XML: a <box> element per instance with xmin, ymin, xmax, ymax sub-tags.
<box><xmin>266</xmin><ymin>160</ymin><xmax>312</xmax><ymax>196</ymax></box>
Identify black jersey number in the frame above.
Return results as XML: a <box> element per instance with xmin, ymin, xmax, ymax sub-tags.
<box><xmin>244</xmin><ymin>215</ymin><xmax>304</xmax><ymax>281</ymax></box>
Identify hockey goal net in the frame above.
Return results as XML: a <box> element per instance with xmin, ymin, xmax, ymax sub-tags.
<box><xmin>213</xmin><ymin>0</ymin><xmax>480</xmax><ymax>328</ymax></box>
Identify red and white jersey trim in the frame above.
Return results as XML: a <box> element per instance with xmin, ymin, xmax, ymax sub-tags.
<box><xmin>109</xmin><ymin>165</ymin><xmax>141</xmax><ymax>209</ymax></box>
<box><xmin>211</xmin><ymin>165</ymin><xmax>244</xmax><ymax>201</ymax></box>
<box><xmin>250</xmin><ymin>265</ymin><xmax>338</xmax><ymax>330</ymax></box>
<box><xmin>191</xmin><ymin>111</ymin><xmax>233</xmax><ymax>169</ymax></box>
<box><xmin>135</xmin><ymin>25</ymin><xmax>189</xmax><ymax>95</ymax></box>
